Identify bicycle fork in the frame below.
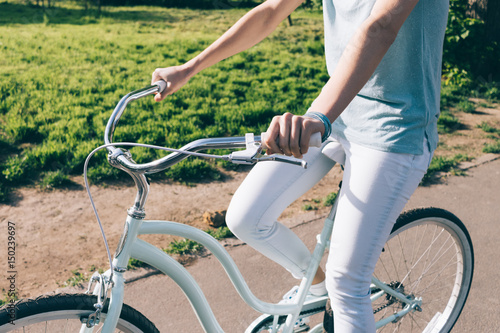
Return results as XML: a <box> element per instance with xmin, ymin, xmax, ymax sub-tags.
<box><xmin>80</xmin><ymin>215</ymin><xmax>144</xmax><ymax>333</ymax></box>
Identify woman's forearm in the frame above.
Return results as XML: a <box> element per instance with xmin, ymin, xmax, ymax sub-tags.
<box><xmin>184</xmin><ymin>0</ymin><xmax>304</xmax><ymax>78</ymax></box>
<box><xmin>152</xmin><ymin>0</ymin><xmax>303</xmax><ymax>101</ymax></box>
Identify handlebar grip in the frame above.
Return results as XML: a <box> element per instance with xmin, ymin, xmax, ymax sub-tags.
<box><xmin>153</xmin><ymin>80</ymin><xmax>167</xmax><ymax>94</ymax></box>
<box><xmin>260</xmin><ymin>132</ymin><xmax>322</xmax><ymax>149</ymax></box>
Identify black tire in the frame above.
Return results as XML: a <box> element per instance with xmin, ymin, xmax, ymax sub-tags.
<box><xmin>373</xmin><ymin>207</ymin><xmax>474</xmax><ymax>332</ymax></box>
<box><xmin>0</xmin><ymin>293</ymin><xmax>159</xmax><ymax>333</ymax></box>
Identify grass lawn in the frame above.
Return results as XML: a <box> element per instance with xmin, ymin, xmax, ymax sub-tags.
<box><xmin>0</xmin><ymin>2</ymin><xmax>327</xmax><ymax>200</ymax></box>
<box><xmin>0</xmin><ymin>1</ymin><xmax>499</xmax><ymax>201</ymax></box>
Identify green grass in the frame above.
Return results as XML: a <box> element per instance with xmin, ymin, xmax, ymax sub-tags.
<box><xmin>162</xmin><ymin>226</ymin><xmax>234</xmax><ymax>255</ymax></box>
<box><xmin>127</xmin><ymin>226</ymin><xmax>234</xmax><ymax>268</ymax></box>
<box><xmin>59</xmin><ymin>269</ymin><xmax>88</xmax><ymax>287</ymax></box>
<box><xmin>0</xmin><ymin>2</ymin><xmax>327</xmax><ymax>201</ymax></box>
<box><xmin>421</xmin><ymin>154</ymin><xmax>471</xmax><ymax>184</ymax></box>
<box><xmin>437</xmin><ymin>111</ymin><xmax>462</xmax><ymax>134</ymax></box>
<box><xmin>440</xmin><ymin>84</ymin><xmax>464</xmax><ymax>108</ymax></box>
<box><xmin>483</xmin><ymin>141</ymin><xmax>500</xmax><ymax>154</ymax></box>
<box><xmin>302</xmin><ymin>203</ymin><xmax>318</xmax><ymax>211</ymax></box>
<box><xmin>164</xmin><ymin>238</ymin><xmax>204</xmax><ymax>255</ymax></box>
<box><xmin>0</xmin><ymin>289</ymin><xmax>18</xmax><ymax>307</ymax></box>
<box><xmin>301</xmin><ymin>191</ymin><xmax>337</xmax><ymax>211</ymax></box>
<box><xmin>477</xmin><ymin>122</ymin><xmax>500</xmax><ymax>135</ymax></box>
<box><xmin>323</xmin><ymin>191</ymin><xmax>337</xmax><ymax>206</ymax></box>
<box><xmin>477</xmin><ymin>122</ymin><xmax>500</xmax><ymax>153</ymax></box>
<box><xmin>1</xmin><ymin>1</ymin><xmax>498</xmax><ymax>202</ymax></box>
<box><xmin>205</xmin><ymin>226</ymin><xmax>234</xmax><ymax>239</ymax></box>
<box><xmin>456</xmin><ymin>100</ymin><xmax>476</xmax><ymax>113</ymax></box>
<box><xmin>39</xmin><ymin>170</ymin><xmax>74</xmax><ymax>190</ymax></box>
<box><xmin>127</xmin><ymin>257</ymin><xmax>149</xmax><ymax>270</ymax></box>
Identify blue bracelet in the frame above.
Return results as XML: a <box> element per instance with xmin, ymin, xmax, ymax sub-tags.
<box><xmin>304</xmin><ymin>111</ymin><xmax>332</xmax><ymax>142</ymax></box>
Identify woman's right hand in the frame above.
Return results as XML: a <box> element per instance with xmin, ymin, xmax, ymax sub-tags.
<box><xmin>151</xmin><ymin>65</ymin><xmax>192</xmax><ymax>102</ymax></box>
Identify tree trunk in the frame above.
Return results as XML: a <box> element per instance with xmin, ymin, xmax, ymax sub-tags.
<box><xmin>484</xmin><ymin>0</ymin><xmax>500</xmax><ymax>44</ymax></box>
<box><xmin>467</xmin><ymin>0</ymin><xmax>486</xmax><ymax>18</ymax></box>
<box><xmin>468</xmin><ymin>0</ymin><xmax>500</xmax><ymax>44</ymax></box>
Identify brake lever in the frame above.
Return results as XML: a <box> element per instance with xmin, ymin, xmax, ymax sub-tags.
<box><xmin>226</xmin><ymin>133</ymin><xmax>263</xmax><ymax>165</ymax></box>
<box><xmin>256</xmin><ymin>154</ymin><xmax>308</xmax><ymax>168</ymax></box>
<box><xmin>225</xmin><ymin>133</ymin><xmax>308</xmax><ymax>168</ymax></box>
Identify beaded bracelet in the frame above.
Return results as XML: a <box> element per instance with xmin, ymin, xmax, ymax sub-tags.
<box><xmin>304</xmin><ymin>111</ymin><xmax>332</xmax><ymax>142</ymax></box>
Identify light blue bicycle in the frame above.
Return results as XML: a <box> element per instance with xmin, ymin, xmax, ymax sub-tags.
<box><xmin>0</xmin><ymin>83</ymin><xmax>474</xmax><ymax>333</ymax></box>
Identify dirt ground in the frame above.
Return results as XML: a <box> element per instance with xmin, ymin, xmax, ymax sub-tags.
<box><xmin>1</xmin><ymin>100</ymin><xmax>499</xmax><ymax>300</ymax></box>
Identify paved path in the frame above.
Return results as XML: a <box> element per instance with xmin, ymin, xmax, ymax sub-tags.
<box><xmin>122</xmin><ymin>157</ymin><xmax>500</xmax><ymax>332</ymax></box>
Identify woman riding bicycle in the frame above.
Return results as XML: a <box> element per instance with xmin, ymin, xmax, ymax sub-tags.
<box><xmin>151</xmin><ymin>0</ymin><xmax>448</xmax><ymax>331</ymax></box>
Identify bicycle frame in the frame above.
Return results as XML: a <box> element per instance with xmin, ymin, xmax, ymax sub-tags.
<box><xmin>87</xmin><ymin>208</ymin><xmax>334</xmax><ymax>333</ymax></box>
<box><xmin>83</xmin><ymin>190</ymin><xmax>424</xmax><ymax>333</ymax></box>
<box><xmin>82</xmin><ymin>83</ymin><xmax>427</xmax><ymax>333</ymax></box>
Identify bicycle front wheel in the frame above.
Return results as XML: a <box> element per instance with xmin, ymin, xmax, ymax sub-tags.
<box><xmin>373</xmin><ymin>207</ymin><xmax>474</xmax><ymax>332</ymax></box>
<box><xmin>0</xmin><ymin>293</ymin><xmax>159</xmax><ymax>333</ymax></box>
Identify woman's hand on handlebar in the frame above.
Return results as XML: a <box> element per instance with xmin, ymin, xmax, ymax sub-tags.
<box><xmin>151</xmin><ymin>65</ymin><xmax>192</xmax><ymax>102</ymax></box>
<box><xmin>263</xmin><ymin>112</ymin><xmax>325</xmax><ymax>159</ymax></box>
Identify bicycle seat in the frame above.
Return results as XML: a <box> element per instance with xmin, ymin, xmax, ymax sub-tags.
<box><xmin>321</xmin><ymin>139</ymin><xmax>346</xmax><ymax>165</ymax></box>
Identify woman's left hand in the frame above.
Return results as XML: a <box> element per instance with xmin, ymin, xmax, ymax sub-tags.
<box><xmin>263</xmin><ymin>112</ymin><xmax>325</xmax><ymax>158</ymax></box>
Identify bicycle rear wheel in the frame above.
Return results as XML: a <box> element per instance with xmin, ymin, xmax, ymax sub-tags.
<box><xmin>0</xmin><ymin>293</ymin><xmax>159</xmax><ymax>333</ymax></box>
<box><xmin>372</xmin><ymin>207</ymin><xmax>474</xmax><ymax>332</ymax></box>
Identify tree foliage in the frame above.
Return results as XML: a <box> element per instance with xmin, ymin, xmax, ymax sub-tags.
<box><xmin>443</xmin><ymin>0</ymin><xmax>500</xmax><ymax>84</ymax></box>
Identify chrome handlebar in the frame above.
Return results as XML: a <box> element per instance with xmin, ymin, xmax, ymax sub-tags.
<box><xmin>103</xmin><ymin>81</ymin><xmax>308</xmax><ymax>177</ymax></box>
<box><xmin>101</xmin><ymin>82</ymin><xmax>309</xmax><ymax>217</ymax></box>
<box><xmin>104</xmin><ymin>82</ymin><xmax>164</xmax><ymax>150</ymax></box>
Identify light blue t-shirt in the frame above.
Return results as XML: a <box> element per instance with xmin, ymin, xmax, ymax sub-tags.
<box><xmin>323</xmin><ymin>0</ymin><xmax>449</xmax><ymax>154</ymax></box>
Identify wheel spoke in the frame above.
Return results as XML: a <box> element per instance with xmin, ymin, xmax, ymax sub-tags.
<box><xmin>413</xmin><ymin>255</ymin><xmax>458</xmax><ymax>296</ymax></box>
<box><xmin>402</xmin><ymin>227</ymin><xmax>445</xmax><ymax>285</ymax></box>
<box><xmin>410</xmin><ymin>238</ymin><xmax>457</xmax><ymax>295</ymax></box>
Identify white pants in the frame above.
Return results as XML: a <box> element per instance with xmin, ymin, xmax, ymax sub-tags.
<box><xmin>226</xmin><ymin>136</ymin><xmax>432</xmax><ymax>332</ymax></box>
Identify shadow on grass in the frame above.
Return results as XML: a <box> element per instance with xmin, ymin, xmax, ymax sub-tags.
<box><xmin>0</xmin><ymin>1</ymin><xmax>259</xmax><ymax>25</ymax></box>
<box><xmin>0</xmin><ymin>2</ymin><xmax>176</xmax><ymax>25</ymax></box>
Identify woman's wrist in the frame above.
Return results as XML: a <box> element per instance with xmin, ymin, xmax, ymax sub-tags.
<box><xmin>304</xmin><ymin>111</ymin><xmax>332</xmax><ymax>142</ymax></box>
<box><xmin>181</xmin><ymin>60</ymin><xmax>198</xmax><ymax>80</ymax></box>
